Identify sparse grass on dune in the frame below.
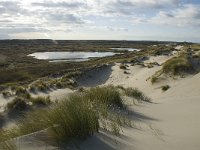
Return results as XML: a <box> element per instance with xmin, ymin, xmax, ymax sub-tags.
<box><xmin>6</xmin><ymin>94</ymin><xmax>51</xmax><ymax>114</ymax></box>
<box><xmin>150</xmin><ymin>53</ymin><xmax>195</xmax><ymax>84</ymax></box>
<box><xmin>2</xmin><ymin>91</ymin><xmax>12</xmax><ymax>98</ymax></box>
<box><xmin>161</xmin><ymin>85</ymin><xmax>170</xmax><ymax>92</ymax></box>
<box><xmin>85</xmin><ymin>86</ymin><xmax>124</xmax><ymax>109</ymax></box>
<box><xmin>0</xmin><ymin>86</ymin><xmax>128</xmax><ymax>148</ymax></box>
<box><xmin>29</xmin><ymin>96</ymin><xmax>51</xmax><ymax>106</ymax></box>
<box><xmin>14</xmin><ymin>86</ymin><xmax>31</xmax><ymax>99</ymax></box>
<box><xmin>151</xmin><ymin>76</ymin><xmax>159</xmax><ymax>84</ymax></box>
<box><xmin>28</xmin><ymin>77</ymin><xmax>77</xmax><ymax>93</ymax></box>
<box><xmin>122</xmin><ymin>87</ymin><xmax>151</xmax><ymax>102</ymax></box>
<box><xmin>162</xmin><ymin>54</ymin><xmax>193</xmax><ymax>75</ymax></box>
<box><xmin>15</xmin><ymin>87</ymin><xmax>27</xmax><ymax>95</ymax></box>
<box><xmin>6</xmin><ymin>97</ymin><xmax>27</xmax><ymax>112</ymax></box>
<box><xmin>119</xmin><ymin>64</ymin><xmax>127</xmax><ymax>70</ymax></box>
<box><xmin>1</xmin><ymin>96</ymin><xmax>99</xmax><ymax>148</ymax></box>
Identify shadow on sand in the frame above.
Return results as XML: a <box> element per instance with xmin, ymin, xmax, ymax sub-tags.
<box><xmin>76</xmin><ymin>65</ymin><xmax>113</xmax><ymax>87</ymax></box>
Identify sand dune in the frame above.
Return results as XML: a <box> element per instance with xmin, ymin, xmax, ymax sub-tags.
<box><xmin>74</xmin><ymin>55</ymin><xmax>200</xmax><ymax>150</ymax></box>
<box><xmin>2</xmin><ymin>54</ymin><xmax>200</xmax><ymax>150</ymax></box>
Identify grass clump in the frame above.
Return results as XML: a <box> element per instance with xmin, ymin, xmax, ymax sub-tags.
<box><xmin>37</xmin><ymin>83</ymin><xmax>48</xmax><ymax>92</ymax></box>
<box><xmin>151</xmin><ymin>76</ymin><xmax>159</xmax><ymax>84</ymax></box>
<box><xmin>0</xmin><ymin>86</ymin><xmax>128</xmax><ymax>148</ymax></box>
<box><xmin>6</xmin><ymin>97</ymin><xmax>27</xmax><ymax>112</ymax></box>
<box><xmin>29</xmin><ymin>85</ymin><xmax>37</xmax><ymax>93</ymax></box>
<box><xmin>14</xmin><ymin>87</ymin><xmax>30</xmax><ymax>99</ymax></box>
<box><xmin>2</xmin><ymin>91</ymin><xmax>12</xmax><ymax>98</ymax></box>
<box><xmin>0</xmin><ymin>94</ymin><xmax>99</xmax><ymax>147</ymax></box>
<box><xmin>119</xmin><ymin>64</ymin><xmax>127</xmax><ymax>70</ymax></box>
<box><xmin>15</xmin><ymin>87</ymin><xmax>27</xmax><ymax>95</ymax></box>
<box><xmin>161</xmin><ymin>85</ymin><xmax>170</xmax><ymax>92</ymax></box>
<box><xmin>162</xmin><ymin>55</ymin><xmax>193</xmax><ymax>75</ymax></box>
<box><xmin>124</xmin><ymin>87</ymin><xmax>151</xmax><ymax>102</ymax></box>
<box><xmin>85</xmin><ymin>86</ymin><xmax>124</xmax><ymax>109</ymax></box>
<box><xmin>30</xmin><ymin>96</ymin><xmax>51</xmax><ymax>106</ymax></box>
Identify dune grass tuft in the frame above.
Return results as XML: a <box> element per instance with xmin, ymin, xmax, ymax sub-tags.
<box><xmin>29</xmin><ymin>96</ymin><xmax>51</xmax><ymax>106</ymax></box>
<box><xmin>85</xmin><ymin>86</ymin><xmax>124</xmax><ymax>109</ymax></box>
<box><xmin>0</xmin><ymin>86</ymin><xmax>127</xmax><ymax>148</ymax></box>
<box><xmin>6</xmin><ymin>97</ymin><xmax>27</xmax><ymax>112</ymax></box>
<box><xmin>123</xmin><ymin>87</ymin><xmax>151</xmax><ymax>102</ymax></box>
<box><xmin>2</xmin><ymin>91</ymin><xmax>12</xmax><ymax>98</ymax></box>
<box><xmin>119</xmin><ymin>64</ymin><xmax>127</xmax><ymax>70</ymax></box>
<box><xmin>0</xmin><ymin>96</ymin><xmax>99</xmax><ymax>147</ymax></box>
<box><xmin>162</xmin><ymin>55</ymin><xmax>193</xmax><ymax>75</ymax></box>
<box><xmin>161</xmin><ymin>85</ymin><xmax>170</xmax><ymax>92</ymax></box>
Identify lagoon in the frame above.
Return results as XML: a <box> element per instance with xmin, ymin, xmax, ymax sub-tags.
<box><xmin>28</xmin><ymin>51</ymin><xmax>117</xmax><ymax>62</ymax></box>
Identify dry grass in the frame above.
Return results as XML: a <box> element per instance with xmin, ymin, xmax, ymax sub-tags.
<box><xmin>0</xmin><ymin>86</ymin><xmax>129</xmax><ymax>148</ymax></box>
<box><xmin>29</xmin><ymin>96</ymin><xmax>51</xmax><ymax>106</ymax></box>
<box><xmin>123</xmin><ymin>87</ymin><xmax>151</xmax><ymax>102</ymax></box>
<box><xmin>161</xmin><ymin>85</ymin><xmax>170</xmax><ymax>92</ymax></box>
<box><xmin>162</xmin><ymin>54</ymin><xmax>193</xmax><ymax>75</ymax></box>
<box><xmin>6</xmin><ymin>97</ymin><xmax>27</xmax><ymax>112</ymax></box>
<box><xmin>119</xmin><ymin>64</ymin><xmax>127</xmax><ymax>70</ymax></box>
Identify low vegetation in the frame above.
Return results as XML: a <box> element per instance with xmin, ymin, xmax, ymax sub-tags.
<box><xmin>123</xmin><ymin>87</ymin><xmax>151</xmax><ymax>102</ymax></box>
<box><xmin>161</xmin><ymin>85</ymin><xmax>170</xmax><ymax>92</ymax></box>
<box><xmin>2</xmin><ymin>91</ymin><xmax>12</xmax><ymax>98</ymax></box>
<box><xmin>29</xmin><ymin>96</ymin><xmax>51</xmax><ymax>106</ymax></box>
<box><xmin>119</xmin><ymin>64</ymin><xmax>127</xmax><ymax>70</ymax></box>
<box><xmin>150</xmin><ymin>53</ymin><xmax>195</xmax><ymax>84</ymax></box>
<box><xmin>85</xmin><ymin>86</ymin><xmax>124</xmax><ymax>109</ymax></box>
<box><xmin>0</xmin><ymin>86</ymin><xmax>131</xmax><ymax>149</ymax></box>
<box><xmin>162</xmin><ymin>54</ymin><xmax>193</xmax><ymax>75</ymax></box>
<box><xmin>151</xmin><ymin>76</ymin><xmax>159</xmax><ymax>84</ymax></box>
<box><xmin>6</xmin><ymin>97</ymin><xmax>27</xmax><ymax>112</ymax></box>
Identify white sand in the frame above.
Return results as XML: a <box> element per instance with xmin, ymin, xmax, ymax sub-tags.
<box><xmin>74</xmin><ymin>55</ymin><xmax>200</xmax><ymax>150</ymax></box>
<box><xmin>31</xmin><ymin>88</ymin><xmax>74</xmax><ymax>102</ymax></box>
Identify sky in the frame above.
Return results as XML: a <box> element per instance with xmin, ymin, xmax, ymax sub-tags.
<box><xmin>0</xmin><ymin>0</ymin><xmax>200</xmax><ymax>42</ymax></box>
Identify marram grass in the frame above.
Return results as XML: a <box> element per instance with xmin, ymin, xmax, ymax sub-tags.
<box><xmin>0</xmin><ymin>86</ymin><xmax>128</xmax><ymax>148</ymax></box>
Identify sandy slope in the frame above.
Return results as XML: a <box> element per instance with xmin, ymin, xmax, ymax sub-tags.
<box><xmin>75</xmin><ymin>55</ymin><xmax>200</xmax><ymax>150</ymax></box>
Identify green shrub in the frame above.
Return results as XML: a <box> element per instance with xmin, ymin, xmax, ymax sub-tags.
<box><xmin>161</xmin><ymin>85</ymin><xmax>170</xmax><ymax>92</ymax></box>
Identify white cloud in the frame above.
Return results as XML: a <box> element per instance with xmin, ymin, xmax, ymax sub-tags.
<box><xmin>149</xmin><ymin>4</ymin><xmax>200</xmax><ymax>26</ymax></box>
<box><xmin>0</xmin><ymin>0</ymin><xmax>199</xmax><ymax>41</ymax></box>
